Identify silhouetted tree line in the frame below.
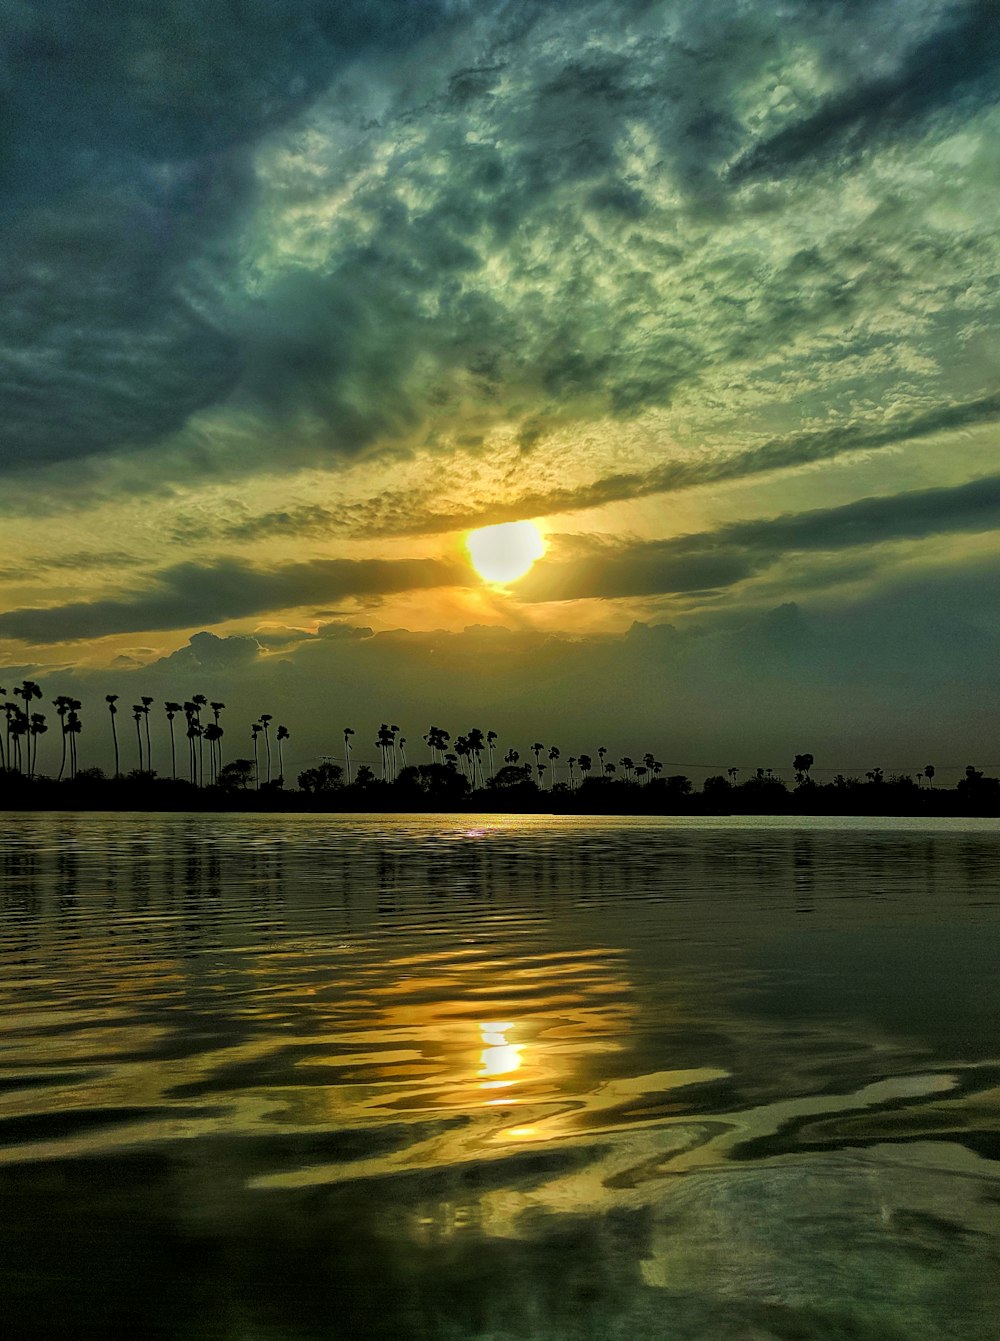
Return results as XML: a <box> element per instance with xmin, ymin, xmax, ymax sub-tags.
<box><xmin>1</xmin><ymin>678</ymin><xmax>997</xmax><ymax>814</ymax></box>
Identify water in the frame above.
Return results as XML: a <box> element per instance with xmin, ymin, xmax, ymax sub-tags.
<box><xmin>1</xmin><ymin>813</ymin><xmax>999</xmax><ymax>1340</ymax></box>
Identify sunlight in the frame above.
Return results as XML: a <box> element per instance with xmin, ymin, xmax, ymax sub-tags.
<box><xmin>466</xmin><ymin>521</ymin><xmax>545</xmax><ymax>584</ymax></box>
<box><xmin>478</xmin><ymin>1020</ymin><xmax>523</xmax><ymax>1082</ymax></box>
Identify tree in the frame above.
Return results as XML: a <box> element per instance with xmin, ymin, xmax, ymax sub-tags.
<box><xmin>131</xmin><ymin>704</ymin><xmax>145</xmax><ymax>772</ymax></box>
<box><xmin>924</xmin><ymin>764</ymin><xmax>935</xmax><ymax>787</ymax></box>
<box><xmin>28</xmin><ymin>713</ymin><xmax>46</xmax><ymax>779</ymax></box>
<box><xmin>343</xmin><ymin>727</ymin><xmax>355</xmax><ymax>783</ymax></box>
<box><xmin>52</xmin><ymin>695</ymin><xmax>71</xmax><ymax>781</ymax></box>
<box><xmin>66</xmin><ymin>701</ymin><xmax>82</xmax><ymax>779</ymax></box>
<box><xmin>140</xmin><ymin>696</ymin><xmax>154</xmax><ymax>773</ymax></box>
<box><xmin>251</xmin><ymin>723</ymin><xmax>262</xmax><ymax>789</ymax></box>
<box><xmin>578</xmin><ymin>753</ymin><xmax>592</xmax><ymax>780</ymax></box>
<box><xmin>793</xmin><ymin>753</ymin><xmax>814</xmax><ymax>785</ymax></box>
<box><xmin>163</xmin><ymin>703</ymin><xmax>181</xmax><ymax>780</ymax></box>
<box><xmin>486</xmin><ymin>730</ymin><xmax>498</xmax><ymax>779</ymax></box>
<box><xmin>276</xmin><ymin>725</ymin><xmax>289</xmax><ymax>785</ymax></box>
<box><xmin>106</xmin><ymin>694</ymin><xmax>120</xmax><ymax>777</ymax></box>
<box><xmin>547</xmin><ymin>745</ymin><xmax>560</xmax><ymax>788</ymax></box>
<box><xmin>218</xmin><ymin>759</ymin><xmax>255</xmax><ymax>792</ymax></box>
<box><xmin>297</xmin><ymin>761</ymin><xmax>343</xmax><ymax>793</ymax></box>
<box><xmin>258</xmin><ymin>713</ymin><xmax>273</xmax><ymax>785</ymax></box>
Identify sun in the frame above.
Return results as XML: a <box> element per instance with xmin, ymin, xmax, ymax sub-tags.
<box><xmin>466</xmin><ymin>521</ymin><xmax>545</xmax><ymax>584</ymax></box>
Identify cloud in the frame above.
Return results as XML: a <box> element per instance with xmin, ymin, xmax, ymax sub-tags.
<box><xmin>0</xmin><ymin>555</ymin><xmax>470</xmax><ymax>643</ymax></box>
<box><xmin>0</xmin><ymin>0</ymin><xmax>463</xmax><ymax>471</ymax></box>
<box><xmin>731</xmin><ymin>0</ymin><xmax>1000</xmax><ymax>182</ymax></box>
<box><xmin>520</xmin><ymin>473</ymin><xmax>1000</xmax><ymax>601</ymax></box>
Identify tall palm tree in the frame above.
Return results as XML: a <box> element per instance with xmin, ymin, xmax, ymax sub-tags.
<box><xmin>0</xmin><ymin>686</ymin><xmax>6</xmax><ymax>772</ymax></box>
<box><xmin>105</xmin><ymin>694</ymin><xmax>120</xmax><ymax>776</ymax></box>
<box><xmin>548</xmin><ymin>745</ymin><xmax>560</xmax><ymax>788</ymax></box>
<box><xmin>398</xmin><ymin>736</ymin><xmax>407</xmax><ymax>769</ymax></box>
<box><xmin>66</xmin><ymin>701</ymin><xmax>82</xmax><ymax>779</ymax></box>
<box><xmin>578</xmin><ymin>753</ymin><xmax>592</xmax><ymax>781</ymax></box>
<box><xmin>164</xmin><ymin>702</ymin><xmax>182</xmax><ymax>780</ymax></box>
<box><xmin>597</xmin><ymin>746</ymin><xmax>607</xmax><ymax>777</ymax></box>
<box><xmin>192</xmin><ymin>694</ymin><xmax>208</xmax><ymax>786</ymax></box>
<box><xmin>258</xmin><ymin>713</ymin><xmax>273</xmax><ymax>784</ymax></box>
<box><xmin>486</xmin><ymin>730</ymin><xmax>498</xmax><ymax>779</ymax></box>
<box><xmin>620</xmin><ymin>755</ymin><xmax>634</xmax><ymax>782</ymax></box>
<box><xmin>567</xmin><ymin>755</ymin><xmax>577</xmax><ymax>789</ymax></box>
<box><xmin>343</xmin><ymin>727</ymin><xmax>355</xmax><ymax>783</ymax></box>
<box><xmin>504</xmin><ymin>748</ymin><xmax>520</xmax><ymax>766</ymax></box>
<box><xmin>251</xmin><ymin>722</ymin><xmax>262</xmax><ymax>789</ymax></box>
<box><xmin>203</xmin><ymin>723</ymin><xmax>223</xmax><ymax>785</ymax></box>
<box><xmin>531</xmin><ymin>742</ymin><xmax>544</xmax><ymax>780</ymax></box>
<box><xmin>276</xmin><ymin>724</ymin><xmax>289</xmax><ymax>784</ymax></box>
<box><xmin>924</xmin><ymin>764</ymin><xmax>935</xmax><ymax>787</ymax></box>
<box><xmin>132</xmin><ymin>705</ymin><xmax>145</xmax><ymax>772</ymax></box>
<box><xmin>53</xmin><ymin>695</ymin><xmax>71</xmax><ymax>780</ymax></box>
<box><xmin>138</xmin><ymin>697</ymin><xmax>153</xmax><ymax>772</ymax></box>
<box><xmin>29</xmin><ymin>713</ymin><xmax>47</xmax><ymax>779</ymax></box>
<box><xmin>467</xmin><ymin>727</ymin><xmax>485</xmax><ymax>787</ymax></box>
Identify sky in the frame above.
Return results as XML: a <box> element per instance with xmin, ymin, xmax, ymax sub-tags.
<box><xmin>2</xmin><ymin>0</ymin><xmax>999</xmax><ymax>782</ymax></box>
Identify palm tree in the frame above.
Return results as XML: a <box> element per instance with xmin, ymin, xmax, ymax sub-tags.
<box><xmin>578</xmin><ymin>753</ymin><xmax>592</xmax><ymax>781</ymax></box>
<box><xmin>140</xmin><ymin>696</ymin><xmax>154</xmax><ymax>772</ymax></box>
<box><xmin>53</xmin><ymin>695</ymin><xmax>71</xmax><ymax>781</ymax></box>
<box><xmin>620</xmin><ymin>755</ymin><xmax>634</xmax><ymax>782</ymax></box>
<box><xmin>727</xmin><ymin>767</ymin><xmax>739</xmax><ymax>786</ymax></box>
<box><xmin>343</xmin><ymin>727</ymin><xmax>355</xmax><ymax>783</ymax></box>
<box><xmin>567</xmin><ymin>755</ymin><xmax>577</xmax><ymax>788</ymax></box>
<box><xmin>924</xmin><ymin>764</ymin><xmax>935</xmax><ymax>787</ymax></box>
<box><xmin>105</xmin><ymin>695</ymin><xmax>120</xmax><ymax>776</ymax></box>
<box><xmin>0</xmin><ymin>686</ymin><xmax>6</xmax><ymax>772</ymax></box>
<box><xmin>504</xmin><ymin>747</ymin><xmax>520</xmax><ymax>766</ymax></box>
<box><xmin>276</xmin><ymin>724</ymin><xmax>289</xmax><ymax>784</ymax></box>
<box><xmin>258</xmin><ymin>713</ymin><xmax>273</xmax><ymax>784</ymax></box>
<box><xmin>132</xmin><ymin>705</ymin><xmax>145</xmax><ymax>772</ymax></box>
<box><xmin>66</xmin><ymin>701</ymin><xmax>82</xmax><ymax>779</ymax></box>
<box><xmin>531</xmin><ymin>742</ymin><xmax>544</xmax><ymax>781</ymax></box>
<box><xmin>398</xmin><ymin>736</ymin><xmax>407</xmax><ymax>769</ymax></box>
<box><xmin>203</xmin><ymin>723</ymin><xmax>223</xmax><ymax>785</ymax></box>
<box><xmin>548</xmin><ymin>745</ymin><xmax>560</xmax><ymax>788</ymax></box>
<box><xmin>251</xmin><ymin>723</ymin><xmax>262</xmax><ymax>789</ymax></box>
<box><xmin>164</xmin><ymin>702</ymin><xmax>182</xmax><ymax>780</ymax></box>
<box><xmin>29</xmin><ymin>713</ymin><xmax>47</xmax><ymax>779</ymax></box>
<box><xmin>486</xmin><ymin>730</ymin><xmax>498</xmax><ymax>779</ymax></box>
<box><xmin>467</xmin><ymin>727</ymin><xmax>485</xmax><ymax>787</ymax></box>
<box><xmin>597</xmin><ymin>746</ymin><xmax>607</xmax><ymax>777</ymax></box>
<box><xmin>192</xmin><ymin>694</ymin><xmax>208</xmax><ymax>786</ymax></box>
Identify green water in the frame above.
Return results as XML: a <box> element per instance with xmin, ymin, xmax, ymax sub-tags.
<box><xmin>1</xmin><ymin>813</ymin><xmax>999</xmax><ymax>1339</ymax></box>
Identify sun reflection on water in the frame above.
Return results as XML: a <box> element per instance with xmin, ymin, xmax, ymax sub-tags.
<box><xmin>478</xmin><ymin>1020</ymin><xmax>524</xmax><ymax>1088</ymax></box>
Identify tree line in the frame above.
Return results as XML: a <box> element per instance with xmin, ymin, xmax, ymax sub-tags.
<box><xmin>1</xmin><ymin>678</ymin><xmax>997</xmax><ymax>814</ymax></box>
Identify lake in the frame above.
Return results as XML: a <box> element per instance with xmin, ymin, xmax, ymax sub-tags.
<box><xmin>1</xmin><ymin>812</ymin><xmax>999</xmax><ymax>1339</ymax></box>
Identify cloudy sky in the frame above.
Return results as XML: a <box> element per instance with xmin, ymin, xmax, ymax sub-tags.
<box><xmin>2</xmin><ymin>0</ymin><xmax>999</xmax><ymax>780</ymax></box>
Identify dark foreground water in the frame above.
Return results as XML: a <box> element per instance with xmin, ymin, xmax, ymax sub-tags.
<box><xmin>2</xmin><ymin>813</ymin><xmax>999</xmax><ymax>1340</ymax></box>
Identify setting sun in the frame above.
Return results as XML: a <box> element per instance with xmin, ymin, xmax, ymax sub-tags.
<box><xmin>466</xmin><ymin>520</ymin><xmax>545</xmax><ymax>583</ymax></box>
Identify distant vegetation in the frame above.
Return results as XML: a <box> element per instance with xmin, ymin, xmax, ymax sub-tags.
<box><xmin>1</xmin><ymin>679</ymin><xmax>997</xmax><ymax>815</ymax></box>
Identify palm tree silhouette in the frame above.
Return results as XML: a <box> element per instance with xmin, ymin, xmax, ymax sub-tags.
<box><xmin>486</xmin><ymin>730</ymin><xmax>498</xmax><ymax>779</ymax></box>
<box><xmin>203</xmin><ymin>722</ymin><xmax>223</xmax><ymax>784</ymax></box>
<box><xmin>924</xmin><ymin>764</ymin><xmax>935</xmax><ymax>787</ymax></box>
<box><xmin>164</xmin><ymin>702</ymin><xmax>182</xmax><ymax>780</ymax></box>
<box><xmin>66</xmin><ymin>701</ymin><xmax>82</xmax><ymax>779</ymax></box>
<box><xmin>597</xmin><ymin>746</ymin><xmax>607</xmax><ymax>778</ymax></box>
<box><xmin>343</xmin><ymin>727</ymin><xmax>355</xmax><ymax>783</ymax></box>
<box><xmin>548</xmin><ymin>745</ymin><xmax>560</xmax><ymax>788</ymax></box>
<box><xmin>209</xmin><ymin>702</ymin><xmax>226</xmax><ymax>782</ymax></box>
<box><xmin>504</xmin><ymin>747</ymin><xmax>520</xmax><ymax>766</ymax></box>
<box><xmin>52</xmin><ymin>695</ymin><xmax>71</xmax><ymax>781</ymax></box>
<box><xmin>276</xmin><ymin>724</ymin><xmax>289</xmax><ymax>784</ymax></box>
<box><xmin>251</xmin><ymin>722</ymin><xmax>262</xmax><ymax>789</ymax></box>
<box><xmin>131</xmin><ymin>704</ymin><xmax>145</xmax><ymax>772</ymax></box>
<box><xmin>192</xmin><ymin>695</ymin><xmax>208</xmax><ymax>785</ymax></box>
<box><xmin>259</xmin><ymin>714</ymin><xmax>273</xmax><ymax>784</ymax></box>
<box><xmin>28</xmin><ymin>713</ymin><xmax>46</xmax><ymax>779</ymax></box>
<box><xmin>140</xmin><ymin>696</ymin><xmax>154</xmax><ymax>772</ymax></box>
<box><xmin>567</xmin><ymin>755</ymin><xmax>577</xmax><ymax>789</ymax></box>
<box><xmin>578</xmin><ymin>753</ymin><xmax>592</xmax><ymax>780</ymax></box>
<box><xmin>105</xmin><ymin>695</ymin><xmax>120</xmax><ymax>777</ymax></box>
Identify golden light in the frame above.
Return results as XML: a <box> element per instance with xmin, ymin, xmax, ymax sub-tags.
<box><xmin>478</xmin><ymin>1020</ymin><xmax>523</xmax><ymax>1085</ymax></box>
<box><xmin>466</xmin><ymin>521</ymin><xmax>545</xmax><ymax>584</ymax></box>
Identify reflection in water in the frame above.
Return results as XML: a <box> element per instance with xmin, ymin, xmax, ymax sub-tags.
<box><xmin>0</xmin><ymin>813</ymin><xmax>999</xmax><ymax>1339</ymax></box>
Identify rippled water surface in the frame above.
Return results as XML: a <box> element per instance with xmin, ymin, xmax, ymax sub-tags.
<box><xmin>2</xmin><ymin>812</ymin><xmax>1000</xmax><ymax>1339</ymax></box>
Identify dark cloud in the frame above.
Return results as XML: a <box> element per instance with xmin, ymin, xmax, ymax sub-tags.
<box><xmin>0</xmin><ymin>555</ymin><xmax>470</xmax><ymax>643</ymax></box>
<box><xmin>0</xmin><ymin>0</ymin><xmax>463</xmax><ymax>470</ymax></box>
<box><xmin>520</xmin><ymin>473</ymin><xmax>1000</xmax><ymax>602</ymax></box>
<box><xmin>356</xmin><ymin>392</ymin><xmax>1000</xmax><ymax>537</ymax></box>
<box><xmin>731</xmin><ymin>0</ymin><xmax>1000</xmax><ymax>182</ymax></box>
